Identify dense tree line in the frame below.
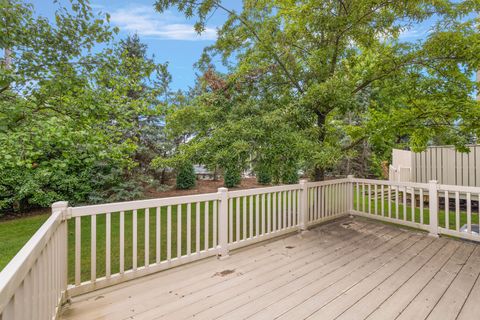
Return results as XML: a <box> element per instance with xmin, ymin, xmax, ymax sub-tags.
<box><xmin>155</xmin><ymin>0</ymin><xmax>480</xmax><ymax>181</ymax></box>
<box><xmin>1</xmin><ymin>0</ymin><xmax>480</xmax><ymax>213</ymax></box>
<box><xmin>0</xmin><ymin>0</ymin><xmax>182</xmax><ymax>211</ymax></box>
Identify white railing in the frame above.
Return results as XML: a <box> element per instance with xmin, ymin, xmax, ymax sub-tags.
<box><xmin>68</xmin><ymin>192</ymin><xmax>222</xmax><ymax>297</ymax></box>
<box><xmin>64</xmin><ymin>179</ymin><xmax>350</xmax><ymax>299</ymax></box>
<box><xmin>4</xmin><ymin>176</ymin><xmax>480</xmax><ymax>319</ymax></box>
<box><xmin>0</xmin><ymin>202</ymin><xmax>69</xmax><ymax>320</ymax></box>
<box><xmin>307</xmin><ymin>179</ymin><xmax>351</xmax><ymax>226</ymax></box>
<box><xmin>226</xmin><ymin>184</ymin><xmax>302</xmax><ymax>251</ymax></box>
<box><xmin>351</xmin><ymin>178</ymin><xmax>432</xmax><ymax>233</ymax></box>
<box><xmin>436</xmin><ymin>183</ymin><xmax>480</xmax><ymax>241</ymax></box>
<box><xmin>350</xmin><ymin>178</ymin><xmax>480</xmax><ymax>243</ymax></box>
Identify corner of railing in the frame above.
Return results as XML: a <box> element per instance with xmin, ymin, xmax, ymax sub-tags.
<box><xmin>51</xmin><ymin>201</ymin><xmax>71</xmax><ymax>304</ymax></box>
<box><xmin>52</xmin><ymin>201</ymin><xmax>70</xmax><ymax>220</ymax></box>
<box><xmin>299</xmin><ymin>179</ymin><xmax>308</xmax><ymax>231</ymax></box>
<box><xmin>217</xmin><ymin>187</ymin><xmax>230</xmax><ymax>260</ymax></box>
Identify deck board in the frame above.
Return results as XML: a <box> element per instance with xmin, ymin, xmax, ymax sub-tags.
<box><xmin>60</xmin><ymin>217</ymin><xmax>480</xmax><ymax>320</ymax></box>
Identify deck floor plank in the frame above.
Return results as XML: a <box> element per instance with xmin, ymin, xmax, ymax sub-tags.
<box><xmin>394</xmin><ymin>242</ymin><xmax>475</xmax><ymax>320</ymax></box>
<box><xmin>426</xmin><ymin>245</ymin><xmax>480</xmax><ymax>320</ymax></box>
<box><xmin>126</xmin><ymin>223</ymin><xmax>393</xmax><ymax>320</ymax></box>
<box><xmin>355</xmin><ymin>240</ymin><xmax>460</xmax><ymax>320</ymax></box>
<box><xmin>271</xmin><ymin>234</ymin><xmax>434</xmax><ymax>320</ymax></box>
<box><xmin>59</xmin><ymin>217</ymin><xmax>480</xmax><ymax>320</ymax></box>
<box><xmin>171</xmin><ymin>226</ymin><xmax>400</xmax><ymax>319</ymax></box>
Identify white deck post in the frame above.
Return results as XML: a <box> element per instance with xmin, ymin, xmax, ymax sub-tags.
<box><xmin>52</xmin><ymin>201</ymin><xmax>69</xmax><ymax>218</ymax></box>
<box><xmin>299</xmin><ymin>179</ymin><xmax>308</xmax><ymax>230</ymax></box>
<box><xmin>217</xmin><ymin>187</ymin><xmax>229</xmax><ymax>259</ymax></box>
<box><xmin>428</xmin><ymin>180</ymin><xmax>439</xmax><ymax>237</ymax></box>
<box><xmin>51</xmin><ymin>201</ymin><xmax>70</xmax><ymax>302</ymax></box>
<box><xmin>347</xmin><ymin>175</ymin><xmax>354</xmax><ymax>214</ymax></box>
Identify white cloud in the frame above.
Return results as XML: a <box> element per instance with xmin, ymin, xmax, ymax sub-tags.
<box><xmin>109</xmin><ymin>5</ymin><xmax>217</xmax><ymax>41</ymax></box>
<box><xmin>398</xmin><ymin>25</ymin><xmax>431</xmax><ymax>40</ymax></box>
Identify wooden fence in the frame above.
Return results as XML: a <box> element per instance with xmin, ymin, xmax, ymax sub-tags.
<box><xmin>2</xmin><ymin>176</ymin><xmax>480</xmax><ymax>319</ymax></box>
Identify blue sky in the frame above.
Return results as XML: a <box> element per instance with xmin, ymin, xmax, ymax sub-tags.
<box><xmin>31</xmin><ymin>0</ymin><xmax>245</xmax><ymax>91</ymax></box>
<box><xmin>30</xmin><ymin>1</ymin><xmax>434</xmax><ymax>91</ymax></box>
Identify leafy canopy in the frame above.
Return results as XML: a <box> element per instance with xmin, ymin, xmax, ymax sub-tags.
<box><xmin>0</xmin><ymin>1</ymin><xmax>177</xmax><ymax>210</ymax></box>
<box><xmin>155</xmin><ymin>0</ymin><xmax>480</xmax><ymax>180</ymax></box>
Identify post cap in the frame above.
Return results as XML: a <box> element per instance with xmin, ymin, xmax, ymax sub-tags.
<box><xmin>299</xmin><ymin>179</ymin><xmax>308</xmax><ymax>184</ymax></box>
<box><xmin>428</xmin><ymin>180</ymin><xmax>438</xmax><ymax>184</ymax></box>
<box><xmin>347</xmin><ymin>175</ymin><xmax>355</xmax><ymax>179</ymax></box>
<box><xmin>218</xmin><ymin>187</ymin><xmax>228</xmax><ymax>193</ymax></box>
<box><xmin>51</xmin><ymin>201</ymin><xmax>68</xmax><ymax>209</ymax></box>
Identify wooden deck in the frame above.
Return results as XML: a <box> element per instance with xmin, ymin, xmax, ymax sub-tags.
<box><xmin>60</xmin><ymin>217</ymin><xmax>480</xmax><ymax>320</ymax></box>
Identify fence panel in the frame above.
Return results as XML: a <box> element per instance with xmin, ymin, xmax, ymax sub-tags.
<box><xmin>351</xmin><ymin>179</ymin><xmax>431</xmax><ymax>232</ymax></box>
<box><xmin>68</xmin><ymin>193</ymin><xmax>221</xmax><ymax>296</ymax></box>
<box><xmin>306</xmin><ymin>179</ymin><xmax>350</xmax><ymax>226</ymax></box>
<box><xmin>227</xmin><ymin>184</ymin><xmax>302</xmax><ymax>250</ymax></box>
<box><xmin>436</xmin><ymin>184</ymin><xmax>480</xmax><ymax>242</ymax></box>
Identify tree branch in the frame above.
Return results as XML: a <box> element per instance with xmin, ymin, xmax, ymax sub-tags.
<box><xmin>213</xmin><ymin>1</ymin><xmax>305</xmax><ymax>94</ymax></box>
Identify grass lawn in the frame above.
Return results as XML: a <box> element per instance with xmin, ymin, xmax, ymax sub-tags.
<box><xmin>0</xmin><ymin>214</ymin><xmax>50</xmax><ymax>271</ymax></box>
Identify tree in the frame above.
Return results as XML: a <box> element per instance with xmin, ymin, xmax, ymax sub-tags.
<box><xmin>176</xmin><ymin>162</ymin><xmax>196</xmax><ymax>189</ymax></box>
<box><xmin>155</xmin><ymin>0</ymin><xmax>480</xmax><ymax>181</ymax></box>
<box><xmin>0</xmin><ymin>1</ymin><xmax>177</xmax><ymax>211</ymax></box>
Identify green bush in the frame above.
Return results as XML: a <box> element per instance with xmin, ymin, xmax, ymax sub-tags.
<box><xmin>176</xmin><ymin>163</ymin><xmax>196</xmax><ymax>189</ymax></box>
<box><xmin>224</xmin><ymin>167</ymin><xmax>241</xmax><ymax>188</ymax></box>
<box><xmin>256</xmin><ymin>165</ymin><xmax>272</xmax><ymax>184</ymax></box>
<box><xmin>281</xmin><ymin>165</ymin><xmax>299</xmax><ymax>184</ymax></box>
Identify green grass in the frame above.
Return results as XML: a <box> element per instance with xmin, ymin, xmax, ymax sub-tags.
<box><xmin>0</xmin><ymin>214</ymin><xmax>50</xmax><ymax>270</ymax></box>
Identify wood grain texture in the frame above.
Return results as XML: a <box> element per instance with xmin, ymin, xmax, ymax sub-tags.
<box><xmin>59</xmin><ymin>218</ymin><xmax>480</xmax><ymax>320</ymax></box>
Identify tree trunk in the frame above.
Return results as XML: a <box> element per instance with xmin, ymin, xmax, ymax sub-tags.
<box><xmin>160</xmin><ymin>168</ymin><xmax>167</xmax><ymax>184</ymax></box>
<box><xmin>314</xmin><ymin>111</ymin><xmax>327</xmax><ymax>181</ymax></box>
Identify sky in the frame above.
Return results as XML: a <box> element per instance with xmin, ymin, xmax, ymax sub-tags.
<box><xmin>29</xmin><ymin>1</ymin><xmax>435</xmax><ymax>91</ymax></box>
<box><xmin>30</xmin><ymin>0</ymin><xmax>245</xmax><ymax>91</ymax></box>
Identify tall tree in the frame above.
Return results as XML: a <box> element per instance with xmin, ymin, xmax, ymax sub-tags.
<box><xmin>0</xmin><ymin>1</ymin><xmax>176</xmax><ymax>210</ymax></box>
<box><xmin>155</xmin><ymin>0</ymin><xmax>480</xmax><ymax>181</ymax></box>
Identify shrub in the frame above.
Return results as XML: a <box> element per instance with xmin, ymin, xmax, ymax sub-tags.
<box><xmin>224</xmin><ymin>167</ymin><xmax>241</xmax><ymax>188</ymax></box>
<box><xmin>176</xmin><ymin>163</ymin><xmax>196</xmax><ymax>189</ymax></box>
<box><xmin>281</xmin><ymin>165</ymin><xmax>299</xmax><ymax>184</ymax></box>
<box><xmin>256</xmin><ymin>165</ymin><xmax>272</xmax><ymax>185</ymax></box>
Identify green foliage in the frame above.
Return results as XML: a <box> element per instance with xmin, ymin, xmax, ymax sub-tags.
<box><xmin>255</xmin><ymin>164</ymin><xmax>271</xmax><ymax>185</ymax></box>
<box><xmin>224</xmin><ymin>167</ymin><xmax>241</xmax><ymax>188</ymax></box>
<box><xmin>0</xmin><ymin>1</ymin><xmax>178</xmax><ymax>212</ymax></box>
<box><xmin>157</xmin><ymin>0</ymin><xmax>480</xmax><ymax>181</ymax></box>
<box><xmin>280</xmin><ymin>166</ymin><xmax>299</xmax><ymax>185</ymax></box>
<box><xmin>176</xmin><ymin>163</ymin><xmax>196</xmax><ymax>189</ymax></box>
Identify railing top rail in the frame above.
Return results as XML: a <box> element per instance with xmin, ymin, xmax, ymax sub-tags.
<box><xmin>228</xmin><ymin>184</ymin><xmax>301</xmax><ymax>197</ymax></box>
<box><xmin>351</xmin><ymin>178</ymin><xmax>430</xmax><ymax>189</ymax></box>
<box><xmin>0</xmin><ymin>210</ymin><xmax>63</xmax><ymax>313</ymax></box>
<box><xmin>305</xmin><ymin>178</ymin><xmax>349</xmax><ymax>187</ymax></box>
<box><xmin>70</xmin><ymin>192</ymin><xmax>221</xmax><ymax>217</ymax></box>
<box><xmin>438</xmin><ymin>183</ymin><xmax>480</xmax><ymax>193</ymax></box>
